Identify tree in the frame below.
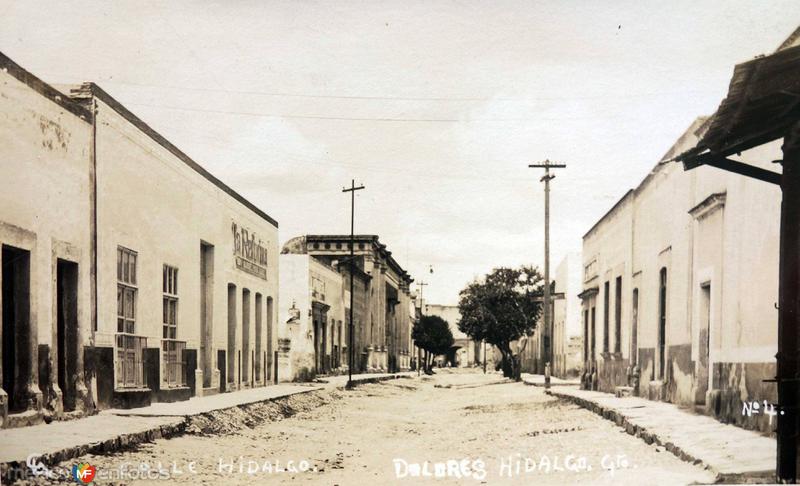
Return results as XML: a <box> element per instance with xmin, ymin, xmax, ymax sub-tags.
<box><xmin>457</xmin><ymin>265</ymin><xmax>543</xmax><ymax>380</ymax></box>
<box><xmin>412</xmin><ymin>315</ymin><xmax>454</xmax><ymax>374</ymax></box>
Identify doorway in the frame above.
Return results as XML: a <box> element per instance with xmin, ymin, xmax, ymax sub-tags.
<box><xmin>200</xmin><ymin>243</ymin><xmax>214</xmax><ymax>388</ymax></box>
<box><xmin>631</xmin><ymin>288</ymin><xmax>639</xmax><ymax>366</ymax></box>
<box><xmin>313</xmin><ymin>318</ymin><xmax>321</xmax><ymax>374</ymax></box>
<box><xmin>227</xmin><ymin>284</ymin><xmax>236</xmax><ymax>387</ymax></box>
<box><xmin>590</xmin><ymin>306</ymin><xmax>596</xmax><ymax>363</ymax></box>
<box><xmin>658</xmin><ymin>268</ymin><xmax>668</xmax><ymax>380</ymax></box>
<box><xmin>56</xmin><ymin>259</ymin><xmax>79</xmax><ymax>412</ymax></box>
<box><xmin>2</xmin><ymin>245</ymin><xmax>31</xmax><ymax>413</ymax></box>
<box><xmin>696</xmin><ymin>283</ymin><xmax>711</xmax><ymax>404</ymax></box>
<box><xmin>255</xmin><ymin>293</ymin><xmax>262</xmax><ymax>384</ymax></box>
<box><xmin>311</xmin><ymin>302</ymin><xmax>329</xmax><ymax>375</ymax></box>
<box><xmin>266</xmin><ymin>297</ymin><xmax>273</xmax><ymax>383</ymax></box>
<box><xmin>241</xmin><ymin>289</ymin><xmax>250</xmax><ymax>384</ymax></box>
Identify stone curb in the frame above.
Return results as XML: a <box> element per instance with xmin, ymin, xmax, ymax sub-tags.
<box><xmin>0</xmin><ymin>420</ymin><xmax>187</xmax><ymax>483</ymax></box>
<box><xmin>547</xmin><ymin>389</ymin><xmax>775</xmax><ymax>484</ymax></box>
<box><xmin>341</xmin><ymin>373</ymin><xmax>409</xmax><ymax>388</ymax></box>
<box><xmin>0</xmin><ymin>373</ymin><xmax>409</xmax><ymax>482</ymax></box>
<box><xmin>107</xmin><ymin>387</ymin><xmax>321</xmax><ymax>418</ymax></box>
<box><xmin>522</xmin><ymin>380</ymin><xmax>581</xmax><ymax>387</ymax></box>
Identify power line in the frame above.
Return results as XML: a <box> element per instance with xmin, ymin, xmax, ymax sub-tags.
<box><xmin>125</xmin><ymin>101</ymin><xmax>639</xmax><ymax>123</ymax></box>
<box><xmin>96</xmin><ymin>78</ymin><xmax>718</xmax><ymax>103</ymax></box>
<box><xmin>156</xmin><ymin>124</ymin><xmax>541</xmax><ymax>183</ymax></box>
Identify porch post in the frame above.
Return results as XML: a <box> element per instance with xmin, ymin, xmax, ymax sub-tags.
<box><xmin>777</xmin><ymin>121</ymin><xmax>800</xmax><ymax>482</ymax></box>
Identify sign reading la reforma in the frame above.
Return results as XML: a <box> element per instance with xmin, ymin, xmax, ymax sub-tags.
<box><xmin>232</xmin><ymin>221</ymin><xmax>268</xmax><ymax>280</ymax></box>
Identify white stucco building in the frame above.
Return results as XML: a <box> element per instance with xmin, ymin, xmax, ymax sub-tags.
<box><xmin>424</xmin><ymin>304</ymin><xmax>483</xmax><ymax>367</ymax></box>
<box><xmin>0</xmin><ymin>52</ymin><xmax>280</xmax><ymax>425</ymax></box>
<box><xmin>0</xmin><ymin>52</ymin><xmax>94</xmax><ymax>426</ymax></box>
<box><xmin>279</xmin><ymin>254</ymin><xmax>346</xmax><ymax>381</ymax></box>
<box><xmin>520</xmin><ymin>253</ymin><xmax>583</xmax><ymax>379</ymax></box>
<box><xmin>580</xmin><ymin>113</ymin><xmax>783</xmax><ymax>433</ymax></box>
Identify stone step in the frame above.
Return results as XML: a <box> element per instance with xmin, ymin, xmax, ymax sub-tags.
<box><xmin>4</xmin><ymin>409</ymin><xmax>43</xmax><ymax>429</ymax></box>
<box><xmin>614</xmin><ymin>386</ymin><xmax>634</xmax><ymax>398</ymax></box>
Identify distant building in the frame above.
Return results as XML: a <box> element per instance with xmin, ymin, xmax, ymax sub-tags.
<box><xmin>423</xmin><ymin>304</ymin><xmax>483</xmax><ymax>367</ymax></box>
<box><xmin>553</xmin><ymin>254</ymin><xmax>583</xmax><ymax>378</ymax></box>
<box><xmin>520</xmin><ymin>253</ymin><xmax>582</xmax><ymax>378</ymax></box>
<box><xmin>279</xmin><ymin>254</ymin><xmax>346</xmax><ymax>381</ymax></box>
<box><xmin>281</xmin><ymin>235</ymin><xmax>413</xmax><ymax>373</ymax></box>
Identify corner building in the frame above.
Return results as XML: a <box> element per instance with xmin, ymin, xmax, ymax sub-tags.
<box><xmin>281</xmin><ymin>235</ymin><xmax>413</xmax><ymax>373</ymax></box>
<box><xmin>0</xmin><ymin>53</ymin><xmax>94</xmax><ymax>426</ymax></box>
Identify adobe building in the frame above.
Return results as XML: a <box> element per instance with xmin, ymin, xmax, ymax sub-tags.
<box><xmin>64</xmin><ymin>83</ymin><xmax>280</xmax><ymax>408</ymax></box>
<box><xmin>581</xmin><ymin>32</ymin><xmax>800</xmax><ymax>436</ymax></box>
<box><xmin>279</xmin><ymin>254</ymin><xmax>346</xmax><ymax>381</ymax></box>
<box><xmin>0</xmin><ymin>53</ymin><xmax>95</xmax><ymax>427</ymax></box>
<box><xmin>674</xmin><ymin>29</ymin><xmax>800</xmax><ymax>479</ymax></box>
<box><xmin>580</xmin><ymin>112</ymin><xmax>783</xmax><ymax>433</ymax></box>
<box><xmin>0</xmin><ymin>52</ymin><xmax>280</xmax><ymax>423</ymax></box>
<box><xmin>281</xmin><ymin>235</ymin><xmax>413</xmax><ymax>373</ymax></box>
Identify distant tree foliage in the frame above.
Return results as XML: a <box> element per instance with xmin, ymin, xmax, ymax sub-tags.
<box><xmin>457</xmin><ymin>266</ymin><xmax>544</xmax><ymax>379</ymax></box>
<box><xmin>412</xmin><ymin>315</ymin><xmax>454</xmax><ymax>374</ymax></box>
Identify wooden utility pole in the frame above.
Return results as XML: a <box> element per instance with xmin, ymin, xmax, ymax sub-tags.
<box><xmin>342</xmin><ymin>180</ymin><xmax>365</xmax><ymax>389</ymax></box>
<box><xmin>416</xmin><ymin>281</ymin><xmax>428</xmax><ymax>375</ymax></box>
<box><xmin>529</xmin><ymin>160</ymin><xmax>566</xmax><ymax>389</ymax></box>
<box><xmin>483</xmin><ymin>340</ymin><xmax>487</xmax><ymax>374</ymax></box>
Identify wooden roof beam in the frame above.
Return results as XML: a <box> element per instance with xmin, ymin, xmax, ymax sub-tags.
<box><xmin>684</xmin><ymin>152</ymin><xmax>782</xmax><ymax>186</ymax></box>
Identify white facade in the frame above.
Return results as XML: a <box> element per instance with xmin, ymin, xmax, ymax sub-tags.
<box><xmin>581</xmin><ymin>115</ymin><xmax>782</xmax><ymax>433</ymax></box>
<box><xmin>552</xmin><ymin>253</ymin><xmax>583</xmax><ymax>377</ymax></box>
<box><xmin>0</xmin><ymin>54</ymin><xmax>94</xmax><ymax>425</ymax></box>
<box><xmin>424</xmin><ymin>303</ymin><xmax>482</xmax><ymax>367</ymax></box>
<box><xmin>0</xmin><ymin>50</ymin><xmax>282</xmax><ymax>419</ymax></box>
<box><xmin>78</xmin><ymin>84</ymin><xmax>280</xmax><ymax>406</ymax></box>
<box><xmin>279</xmin><ymin>254</ymin><xmax>346</xmax><ymax>381</ymax></box>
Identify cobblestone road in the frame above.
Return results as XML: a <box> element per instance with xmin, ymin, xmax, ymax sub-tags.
<box><xmin>38</xmin><ymin>370</ymin><xmax>715</xmax><ymax>485</ymax></box>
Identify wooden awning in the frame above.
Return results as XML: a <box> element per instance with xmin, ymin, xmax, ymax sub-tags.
<box><xmin>676</xmin><ymin>43</ymin><xmax>800</xmax><ymax>181</ymax></box>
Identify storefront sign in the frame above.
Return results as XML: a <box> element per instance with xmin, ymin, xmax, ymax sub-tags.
<box><xmin>232</xmin><ymin>221</ymin><xmax>268</xmax><ymax>280</ymax></box>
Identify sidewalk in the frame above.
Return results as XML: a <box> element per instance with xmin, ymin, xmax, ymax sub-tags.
<box><xmin>109</xmin><ymin>383</ymin><xmax>320</xmax><ymax>417</ymax></box>
<box><xmin>521</xmin><ymin>373</ymin><xmax>581</xmax><ymax>387</ymax></box>
<box><xmin>0</xmin><ymin>372</ymin><xmax>409</xmax><ymax>472</ymax></box>
<box><xmin>314</xmin><ymin>371</ymin><xmax>413</xmax><ymax>388</ymax></box>
<box><xmin>548</xmin><ymin>387</ymin><xmax>776</xmax><ymax>483</ymax></box>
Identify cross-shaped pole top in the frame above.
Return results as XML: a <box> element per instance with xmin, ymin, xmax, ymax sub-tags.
<box><xmin>528</xmin><ymin>159</ymin><xmax>566</xmax><ymax>169</ymax></box>
<box><xmin>529</xmin><ymin>160</ymin><xmax>566</xmax><ymax>182</ymax></box>
<box><xmin>342</xmin><ymin>179</ymin><xmax>365</xmax><ymax>193</ymax></box>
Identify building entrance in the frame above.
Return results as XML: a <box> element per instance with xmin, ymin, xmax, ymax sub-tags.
<box><xmin>56</xmin><ymin>259</ymin><xmax>79</xmax><ymax>412</ymax></box>
<box><xmin>2</xmin><ymin>245</ymin><xmax>31</xmax><ymax>413</ymax></box>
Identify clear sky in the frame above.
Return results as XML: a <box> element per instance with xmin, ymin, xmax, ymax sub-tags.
<box><xmin>2</xmin><ymin>1</ymin><xmax>798</xmax><ymax>304</ymax></box>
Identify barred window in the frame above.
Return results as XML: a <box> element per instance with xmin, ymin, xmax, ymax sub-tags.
<box><xmin>117</xmin><ymin>247</ymin><xmax>137</xmax><ymax>334</ymax></box>
<box><xmin>163</xmin><ymin>265</ymin><xmax>178</xmax><ymax>339</ymax></box>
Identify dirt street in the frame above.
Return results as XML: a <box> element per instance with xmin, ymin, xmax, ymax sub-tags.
<box><xmin>43</xmin><ymin>370</ymin><xmax>715</xmax><ymax>485</ymax></box>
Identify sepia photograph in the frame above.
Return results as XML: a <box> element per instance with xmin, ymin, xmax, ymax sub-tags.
<box><xmin>1</xmin><ymin>1</ymin><xmax>800</xmax><ymax>484</ymax></box>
